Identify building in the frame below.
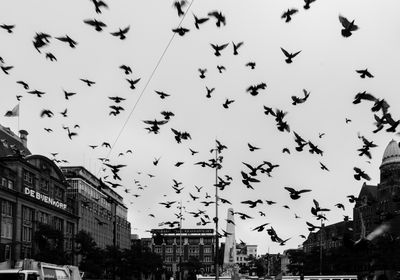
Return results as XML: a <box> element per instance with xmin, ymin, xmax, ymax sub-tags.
<box><xmin>236</xmin><ymin>242</ymin><xmax>258</xmax><ymax>266</ymax></box>
<box><xmin>150</xmin><ymin>228</ymin><xmax>215</xmax><ymax>274</ymax></box>
<box><xmin>61</xmin><ymin>166</ymin><xmax>131</xmax><ymax>249</ymax></box>
<box><xmin>302</xmin><ymin>220</ymin><xmax>353</xmax><ymax>253</ymax></box>
<box><xmin>0</xmin><ymin>125</ymin><xmax>78</xmax><ymax>264</ymax></box>
<box><xmin>353</xmin><ymin>140</ymin><xmax>400</xmax><ymax>240</ymax></box>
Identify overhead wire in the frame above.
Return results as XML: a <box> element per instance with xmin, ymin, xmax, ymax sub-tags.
<box><xmin>97</xmin><ymin>0</ymin><xmax>196</xmax><ymax>176</ymax></box>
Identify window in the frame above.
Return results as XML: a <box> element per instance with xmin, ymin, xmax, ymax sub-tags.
<box><xmin>204</xmin><ymin>247</ymin><xmax>211</xmax><ymax>253</ymax></box>
<box><xmin>22</xmin><ymin>226</ymin><xmax>32</xmax><ymax>242</ymax></box>
<box><xmin>22</xmin><ymin>207</ymin><xmax>34</xmax><ymax>222</ymax></box>
<box><xmin>4</xmin><ymin>245</ymin><xmax>11</xmax><ymax>260</ymax></box>
<box><xmin>24</xmin><ymin>171</ymin><xmax>35</xmax><ymax>185</ymax></box>
<box><xmin>53</xmin><ymin>217</ymin><xmax>63</xmax><ymax>232</ymax></box>
<box><xmin>7</xmin><ymin>179</ymin><xmax>14</xmax><ymax>190</ymax></box>
<box><xmin>1</xmin><ymin>178</ymin><xmax>7</xmax><ymax>188</ymax></box>
<box><xmin>66</xmin><ymin>222</ymin><xmax>74</xmax><ymax>235</ymax></box>
<box><xmin>2</xmin><ymin>200</ymin><xmax>13</xmax><ymax>216</ymax></box>
<box><xmin>39</xmin><ymin>179</ymin><xmax>49</xmax><ymax>193</ymax></box>
<box><xmin>55</xmin><ymin>186</ymin><xmax>64</xmax><ymax>200</ymax></box>
<box><xmin>1</xmin><ymin>219</ymin><xmax>13</xmax><ymax>239</ymax></box>
<box><xmin>37</xmin><ymin>212</ymin><xmax>50</xmax><ymax>224</ymax></box>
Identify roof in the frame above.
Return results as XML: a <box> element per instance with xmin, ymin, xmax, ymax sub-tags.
<box><xmin>357</xmin><ymin>182</ymin><xmax>378</xmax><ymax>205</ymax></box>
<box><xmin>381</xmin><ymin>139</ymin><xmax>400</xmax><ymax>167</ymax></box>
<box><xmin>0</xmin><ymin>124</ymin><xmax>31</xmax><ymax>157</ymax></box>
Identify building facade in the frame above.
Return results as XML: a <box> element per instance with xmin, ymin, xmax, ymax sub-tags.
<box><xmin>0</xmin><ymin>125</ymin><xmax>78</xmax><ymax>264</ymax></box>
<box><xmin>302</xmin><ymin>220</ymin><xmax>353</xmax><ymax>253</ymax></box>
<box><xmin>61</xmin><ymin>166</ymin><xmax>131</xmax><ymax>249</ymax></box>
<box><xmin>353</xmin><ymin>140</ymin><xmax>400</xmax><ymax>240</ymax></box>
<box><xmin>150</xmin><ymin>228</ymin><xmax>215</xmax><ymax>274</ymax></box>
<box><xmin>236</xmin><ymin>242</ymin><xmax>257</xmax><ymax>265</ymax></box>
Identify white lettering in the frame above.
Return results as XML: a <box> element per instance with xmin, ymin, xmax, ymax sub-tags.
<box><xmin>24</xmin><ymin>187</ymin><xmax>30</xmax><ymax>195</ymax></box>
<box><xmin>24</xmin><ymin>188</ymin><xmax>67</xmax><ymax>210</ymax></box>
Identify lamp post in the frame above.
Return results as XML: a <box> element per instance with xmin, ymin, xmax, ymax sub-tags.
<box><xmin>213</xmin><ymin>142</ymin><xmax>220</xmax><ymax>280</ymax></box>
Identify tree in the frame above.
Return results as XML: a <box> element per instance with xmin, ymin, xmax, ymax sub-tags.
<box><xmin>33</xmin><ymin>223</ymin><xmax>67</xmax><ymax>264</ymax></box>
<box><xmin>75</xmin><ymin>230</ymin><xmax>105</xmax><ymax>278</ymax></box>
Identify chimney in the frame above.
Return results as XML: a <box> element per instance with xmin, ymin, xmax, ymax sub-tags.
<box><xmin>19</xmin><ymin>130</ymin><xmax>28</xmax><ymax>148</ymax></box>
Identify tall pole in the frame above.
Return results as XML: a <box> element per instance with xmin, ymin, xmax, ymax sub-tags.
<box><xmin>319</xmin><ymin>220</ymin><xmax>323</xmax><ymax>275</ymax></box>
<box><xmin>214</xmin><ymin>142</ymin><xmax>219</xmax><ymax>280</ymax></box>
<box><xmin>179</xmin><ymin>201</ymin><xmax>183</xmax><ymax>280</ymax></box>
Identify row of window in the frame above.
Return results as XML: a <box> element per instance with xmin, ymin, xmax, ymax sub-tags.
<box><xmin>24</xmin><ymin>170</ymin><xmax>65</xmax><ymax>200</ymax></box>
<box><xmin>1</xmin><ymin>177</ymin><xmax>14</xmax><ymax>190</ymax></box>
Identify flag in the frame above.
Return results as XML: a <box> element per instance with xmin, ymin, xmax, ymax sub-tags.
<box><xmin>4</xmin><ymin>104</ymin><xmax>19</xmax><ymax>117</ymax></box>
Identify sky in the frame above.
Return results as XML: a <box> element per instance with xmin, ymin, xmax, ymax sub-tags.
<box><xmin>1</xmin><ymin>0</ymin><xmax>400</xmax><ymax>255</ymax></box>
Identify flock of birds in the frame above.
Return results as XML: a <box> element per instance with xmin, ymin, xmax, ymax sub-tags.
<box><xmin>1</xmin><ymin>0</ymin><xmax>399</xmax><ymax>251</ymax></box>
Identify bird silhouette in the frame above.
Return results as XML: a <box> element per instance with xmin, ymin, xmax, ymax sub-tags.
<box><xmin>319</xmin><ymin>162</ymin><xmax>329</xmax><ymax>171</ymax></box>
<box><xmin>173</xmin><ymin>1</ymin><xmax>187</xmax><ymax>17</ymax></box>
<box><xmin>109</xmin><ymin>96</ymin><xmax>126</xmax><ymax>103</ymax></box>
<box><xmin>16</xmin><ymin>81</ymin><xmax>29</xmax><ymax>89</ymax></box>
<box><xmin>353</xmin><ymin>167</ymin><xmax>371</xmax><ymax>181</ymax></box>
<box><xmin>281</xmin><ymin>9</ymin><xmax>298</xmax><ymax>22</ymax></box>
<box><xmin>64</xmin><ymin>90</ymin><xmax>76</xmax><ymax>100</ymax></box>
<box><xmin>356</xmin><ymin>68</ymin><xmax>373</xmax><ymax>79</ymax></box>
<box><xmin>84</xmin><ymin>19</ymin><xmax>107</xmax><ymax>31</ymax></box>
<box><xmin>91</xmin><ymin>0</ymin><xmax>108</xmax><ymax>14</ymax></box>
<box><xmin>126</xmin><ymin>78</ymin><xmax>141</xmax><ymax>89</ymax></box>
<box><xmin>232</xmin><ymin>41</ymin><xmax>244</xmax><ymax>55</ymax></box>
<box><xmin>45</xmin><ymin>53</ymin><xmax>57</xmax><ymax>61</ymax></box>
<box><xmin>292</xmin><ymin>89</ymin><xmax>310</xmax><ymax>105</ymax></box>
<box><xmin>172</xmin><ymin>27</ymin><xmax>190</xmax><ymax>36</ymax></box>
<box><xmin>189</xmin><ymin>148</ymin><xmax>198</xmax><ymax>155</ymax></box>
<box><xmin>0</xmin><ymin>24</ymin><xmax>15</xmax><ymax>33</ymax></box>
<box><xmin>303</xmin><ymin>0</ymin><xmax>316</xmax><ymax>9</ymax></box>
<box><xmin>110</xmin><ymin>26</ymin><xmax>130</xmax><ymax>40</ymax></box>
<box><xmin>60</xmin><ymin>109</ymin><xmax>68</xmax><ymax>117</ymax></box>
<box><xmin>1</xmin><ymin>65</ymin><xmax>13</xmax><ymax>75</ymax></box>
<box><xmin>252</xmin><ymin>222</ymin><xmax>269</xmax><ymax>232</ymax></box>
<box><xmin>245</xmin><ymin>62</ymin><xmax>256</xmax><ymax>69</ymax></box>
<box><xmin>198</xmin><ymin>68</ymin><xmax>207</xmax><ymax>79</ymax></box>
<box><xmin>193</xmin><ymin>14</ymin><xmax>209</xmax><ymax>29</ymax></box>
<box><xmin>208</xmin><ymin>11</ymin><xmax>226</xmax><ymax>27</ymax></box>
<box><xmin>281</xmin><ymin>47</ymin><xmax>301</xmax><ymax>63</ymax></box>
<box><xmin>339</xmin><ymin>15</ymin><xmax>359</xmax><ymax>37</ymax></box>
<box><xmin>335</xmin><ymin>203</ymin><xmax>345</xmax><ymax>210</ymax></box>
<box><xmin>155</xmin><ymin>90</ymin><xmax>170</xmax><ymax>99</ymax></box>
<box><xmin>80</xmin><ymin>79</ymin><xmax>95</xmax><ymax>87</ymax></box>
<box><xmin>247</xmin><ymin>83</ymin><xmax>267</xmax><ymax>96</ymax></box>
<box><xmin>241</xmin><ymin>199</ymin><xmax>263</xmax><ymax>208</ymax></box>
<box><xmin>120</xmin><ymin>65</ymin><xmax>132</xmax><ymax>75</ymax></box>
<box><xmin>40</xmin><ymin>110</ymin><xmax>54</xmax><ymax>118</ymax></box>
<box><xmin>161</xmin><ymin>111</ymin><xmax>175</xmax><ymax>120</ymax></box>
<box><xmin>206</xmin><ymin>86</ymin><xmax>215</xmax><ymax>98</ymax></box>
<box><xmin>210</xmin><ymin>43</ymin><xmax>229</xmax><ymax>56</ymax></box>
<box><xmin>248</xmin><ymin>143</ymin><xmax>260</xmax><ymax>152</ymax></box>
<box><xmin>222</xmin><ymin>99</ymin><xmax>235</xmax><ymax>109</ymax></box>
<box><xmin>56</xmin><ymin>35</ymin><xmax>78</xmax><ymax>48</ymax></box>
<box><xmin>284</xmin><ymin>187</ymin><xmax>312</xmax><ymax>200</ymax></box>
<box><xmin>109</xmin><ymin>105</ymin><xmax>124</xmax><ymax>116</ymax></box>
<box><xmin>217</xmin><ymin>65</ymin><xmax>226</xmax><ymax>73</ymax></box>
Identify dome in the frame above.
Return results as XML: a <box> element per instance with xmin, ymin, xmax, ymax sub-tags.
<box><xmin>381</xmin><ymin>139</ymin><xmax>400</xmax><ymax>167</ymax></box>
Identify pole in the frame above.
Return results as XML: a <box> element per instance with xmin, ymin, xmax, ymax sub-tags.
<box><xmin>319</xmin><ymin>220</ymin><xmax>323</xmax><ymax>275</ymax></box>
<box><xmin>214</xmin><ymin>142</ymin><xmax>219</xmax><ymax>280</ymax></box>
<box><xmin>179</xmin><ymin>201</ymin><xmax>183</xmax><ymax>280</ymax></box>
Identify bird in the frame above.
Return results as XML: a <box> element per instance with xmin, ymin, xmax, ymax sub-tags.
<box><xmin>91</xmin><ymin>0</ymin><xmax>108</xmax><ymax>14</ymax></box>
<box><xmin>319</xmin><ymin>162</ymin><xmax>329</xmax><ymax>171</ymax></box>
<box><xmin>172</xmin><ymin>27</ymin><xmax>190</xmax><ymax>36</ymax></box>
<box><xmin>356</xmin><ymin>69</ymin><xmax>374</xmax><ymax>79</ymax></box>
<box><xmin>345</xmin><ymin>118</ymin><xmax>352</xmax><ymax>124</ymax></box>
<box><xmin>281</xmin><ymin>9</ymin><xmax>298</xmax><ymax>22</ymax></box>
<box><xmin>16</xmin><ymin>81</ymin><xmax>29</xmax><ymax>90</ymax></box>
<box><xmin>193</xmin><ymin>14</ymin><xmax>209</xmax><ymax>29</ymax></box>
<box><xmin>284</xmin><ymin>187</ymin><xmax>312</xmax><ymax>200</ymax></box>
<box><xmin>155</xmin><ymin>90</ymin><xmax>170</xmax><ymax>99</ymax></box>
<box><xmin>173</xmin><ymin>1</ymin><xmax>187</xmax><ymax>17</ymax></box>
<box><xmin>208</xmin><ymin>11</ymin><xmax>226</xmax><ymax>27</ymax></box>
<box><xmin>44</xmin><ymin>128</ymin><xmax>53</xmax><ymax>133</ymax></box>
<box><xmin>109</xmin><ymin>105</ymin><xmax>124</xmax><ymax>116</ymax></box>
<box><xmin>64</xmin><ymin>90</ymin><xmax>77</xmax><ymax>100</ymax></box>
<box><xmin>241</xmin><ymin>199</ymin><xmax>263</xmax><ymax>208</ymax></box>
<box><xmin>80</xmin><ymin>79</ymin><xmax>96</xmax><ymax>87</ymax></box>
<box><xmin>175</xmin><ymin>161</ymin><xmax>184</xmax><ymax>167</ymax></box>
<box><xmin>232</xmin><ymin>41</ymin><xmax>244</xmax><ymax>55</ymax></box>
<box><xmin>120</xmin><ymin>65</ymin><xmax>132</xmax><ymax>75</ymax></box>
<box><xmin>265</xmin><ymin>200</ymin><xmax>276</xmax><ymax>205</ymax></box>
<box><xmin>66</xmin><ymin>128</ymin><xmax>78</xmax><ymax>140</ymax></box>
<box><xmin>252</xmin><ymin>223</ymin><xmax>269</xmax><ymax>232</ymax></box>
<box><xmin>210</xmin><ymin>43</ymin><xmax>229</xmax><ymax>56</ymax></box>
<box><xmin>60</xmin><ymin>109</ymin><xmax>68</xmax><ymax>117</ymax></box>
<box><xmin>282</xmin><ymin>148</ymin><xmax>291</xmax><ymax>154</ymax></box>
<box><xmin>222</xmin><ymin>99</ymin><xmax>235</xmax><ymax>109</ymax></box>
<box><xmin>84</xmin><ymin>19</ymin><xmax>107</xmax><ymax>31</ymax></box>
<box><xmin>126</xmin><ymin>78</ymin><xmax>141</xmax><ymax>89</ymax></box>
<box><xmin>247</xmin><ymin>143</ymin><xmax>260</xmax><ymax>152</ymax></box>
<box><xmin>161</xmin><ymin>111</ymin><xmax>175</xmax><ymax>120</ymax></box>
<box><xmin>292</xmin><ymin>89</ymin><xmax>310</xmax><ymax>105</ymax></box>
<box><xmin>198</xmin><ymin>68</ymin><xmax>207</xmax><ymax>79</ymax></box>
<box><xmin>246</xmin><ymin>83</ymin><xmax>267</xmax><ymax>96</ymax></box>
<box><xmin>189</xmin><ymin>148</ymin><xmax>198</xmax><ymax>156</ymax></box>
<box><xmin>0</xmin><ymin>24</ymin><xmax>15</xmax><ymax>33</ymax></box>
<box><xmin>335</xmin><ymin>203</ymin><xmax>345</xmax><ymax>210</ymax></box>
<box><xmin>205</xmin><ymin>86</ymin><xmax>215</xmax><ymax>98</ymax></box>
<box><xmin>40</xmin><ymin>110</ymin><xmax>54</xmax><ymax>118</ymax></box>
<box><xmin>56</xmin><ymin>35</ymin><xmax>78</xmax><ymax>48</ymax></box>
<box><xmin>16</xmin><ymin>95</ymin><xmax>23</xmax><ymax>101</ymax></box>
<box><xmin>216</xmin><ymin>65</ymin><xmax>226</xmax><ymax>73</ymax></box>
<box><xmin>339</xmin><ymin>15</ymin><xmax>359</xmax><ymax>37</ymax></box>
<box><xmin>281</xmin><ymin>47</ymin><xmax>301</xmax><ymax>64</ymax></box>
<box><xmin>45</xmin><ymin>53</ymin><xmax>57</xmax><ymax>61</ymax></box>
<box><xmin>353</xmin><ymin>167</ymin><xmax>371</xmax><ymax>181</ymax></box>
<box><xmin>245</xmin><ymin>62</ymin><xmax>256</xmax><ymax>69</ymax></box>
<box><xmin>1</xmin><ymin>65</ymin><xmax>13</xmax><ymax>75</ymax></box>
<box><xmin>352</xmin><ymin>91</ymin><xmax>376</xmax><ymax>104</ymax></box>
<box><xmin>110</xmin><ymin>26</ymin><xmax>130</xmax><ymax>40</ymax></box>
<box><xmin>303</xmin><ymin>0</ymin><xmax>316</xmax><ymax>9</ymax></box>
<box><xmin>108</xmin><ymin>96</ymin><xmax>126</xmax><ymax>103</ymax></box>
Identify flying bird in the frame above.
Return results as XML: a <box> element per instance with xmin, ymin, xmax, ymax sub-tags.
<box><xmin>84</xmin><ymin>19</ymin><xmax>107</xmax><ymax>31</ymax></box>
<box><xmin>356</xmin><ymin>69</ymin><xmax>374</xmax><ymax>79</ymax></box>
<box><xmin>45</xmin><ymin>53</ymin><xmax>57</xmax><ymax>61</ymax></box>
<box><xmin>232</xmin><ymin>41</ymin><xmax>244</xmax><ymax>55</ymax></box>
<box><xmin>0</xmin><ymin>24</ymin><xmax>15</xmax><ymax>33</ymax></box>
<box><xmin>304</xmin><ymin>0</ymin><xmax>316</xmax><ymax>9</ymax></box>
<box><xmin>56</xmin><ymin>35</ymin><xmax>78</xmax><ymax>48</ymax></box>
<box><xmin>80</xmin><ymin>79</ymin><xmax>95</xmax><ymax>87</ymax></box>
<box><xmin>155</xmin><ymin>90</ymin><xmax>170</xmax><ymax>99</ymax></box>
<box><xmin>193</xmin><ymin>14</ymin><xmax>209</xmax><ymax>29</ymax></box>
<box><xmin>208</xmin><ymin>10</ymin><xmax>226</xmax><ymax>27</ymax></box>
<box><xmin>222</xmin><ymin>99</ymin><xmax>235</xmax><ymax>109</ymax></box>
<box><xmin>172</xmin><ymin>27</ymin><xmax>190</xmax><ymax>36</ymax></box>
<box><xmin>284</xmin><ymin>187</ymin><xmax>312</xmax><ymax>200</ymax></box>
<box><xmin>126</xmin><ymin>78</ymin><xmax>141</xmax><ymax>89</ymax></box>
<box><xmin>353</xmin><ymin>167</ymin><xmax>371</xmax><ymax>181</ymax></box>
<box><xmin>198</xmin><ymin>68</ymin><xmax>207</xmax><ymax>79</ymax></box>
<box><xmin>173</xmin><ymin>1</ymin><xmax>187</xmax><ymax>17</ymax></box>
<box><xmin>281</xmin><ymin>47</ymin><xmax>301</xmax><ymax>64</ymax></box>
<box><xmin>120</xmin><ymin>65</ymin><xmax>132</xmax><ymax>75</ymax></box>
<box><xmin>91</xmin><ymin>0</ymin><xmax>108</xmax><ymax>14</ymax></box>
<box><xmin>339</xmin><ymin>15</ymin><xmax>359</xmax><ymax>37</ymax></box>
<box><xmin>16</xmin><ymin>81</ymin><xmax>29</xmax><ymax>90</ymax></box>
<box><xmin>281</xmin><ymin>9</ymin><xmax>298</xmax><ymax>22</ymax></box>
<box><xmin>292</xmin><ymin>89</ymin><xmax>310</xmax><ymax>105</ymax></box>
<box><xmin>210</xmin><ymin>43</ymin><xmax>229</xmax><ymax>56</ymax></box>
<box><xmin>110</xmin><ymin>26</ymin><xmax>130</xmax><ymax>40</ymax></box>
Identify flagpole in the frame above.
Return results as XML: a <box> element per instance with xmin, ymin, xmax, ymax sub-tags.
<box><xmin>17</xmin><ymin>101</ymin><xmax>20</xmax><ymax>132</ymax></box>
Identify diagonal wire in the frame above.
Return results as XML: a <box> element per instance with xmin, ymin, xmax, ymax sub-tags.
<box><xmin>97</xmin><ymin>0</ymin><xmax>195</xmax><ymax>175</ymax></box>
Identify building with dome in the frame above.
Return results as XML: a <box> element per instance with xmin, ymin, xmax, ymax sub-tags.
<box><xmin>353</xmin><ymin>139</ymin><xmax>400</xmax><ymax>240</ymax></box>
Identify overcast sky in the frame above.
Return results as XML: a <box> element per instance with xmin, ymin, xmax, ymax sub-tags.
<box><xmin>1</xmin><ymin>0</ymin><xmax>400</xmax><ymax>254</ymax></box>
